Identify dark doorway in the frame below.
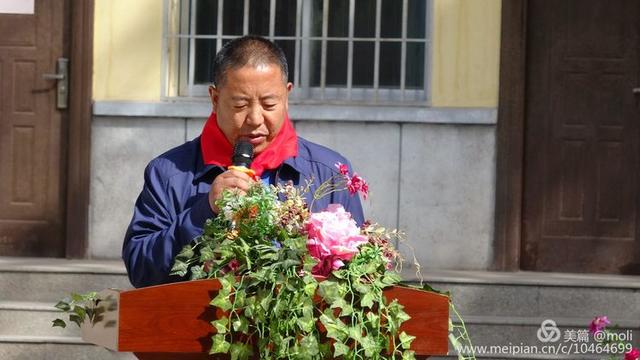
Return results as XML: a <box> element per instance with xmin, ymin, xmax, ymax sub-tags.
<box><xmin>522</xmin><ymin>0</ymin><xmax>640</xmax><ymax>273</ymax></box>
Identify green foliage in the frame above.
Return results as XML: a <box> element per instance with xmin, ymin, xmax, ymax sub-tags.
<box><xmin>52</xmin><ymin>292</ymin><xmax>101</xmax><ymax>328</ymax></box>
<box><xmin>169</xmin><ymin>183</ymin><xmax>424</xmax><ymax>359</ymax></box>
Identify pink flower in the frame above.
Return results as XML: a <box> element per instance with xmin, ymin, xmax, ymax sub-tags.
<box><xmin>347</xmin><ymin>173</ymin><xmax>368</xmax><ymax>199</ymax></box>
<box><xmin>589</xmin><ymin>316</ymin><xmax>610</xmax><ymax>334</ymax></box>
<box><xmin>306</xmin><ymin>204</ymin><xmax>368</xmax><ymax>276</ymax></box>
<box><xmin>625</xmin><ymin>348</ymin><xmax>640</xmax><ymax>360</ymax></box>
<box><xmin>335</xmin><ymin>162</ymin><xmax>349</xmax><ymax>175</ymax></box>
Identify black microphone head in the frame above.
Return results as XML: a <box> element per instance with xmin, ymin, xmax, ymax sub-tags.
<box><xmin>232</xmin><ymin>140</ymin><xmax>254</xmax><ymax>168</ymax></box>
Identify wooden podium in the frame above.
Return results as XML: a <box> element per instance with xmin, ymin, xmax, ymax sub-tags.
<box><xmin>81</xmin><ymin>279</ymin><xmax>449</xmax><ymax>359</ymax></box>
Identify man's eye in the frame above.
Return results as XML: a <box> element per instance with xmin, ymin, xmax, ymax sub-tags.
<box><xmin>264</xmin><ymin>104</ymin><xmax>276</xmax><ymax>109</ymax></box>
<box><xmin>234</xmin><ymin>104</ymin><xmax>247</xmax><ymax>109</ymax></box>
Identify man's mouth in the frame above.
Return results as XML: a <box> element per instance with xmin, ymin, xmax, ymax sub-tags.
<box><xmin>239</xmin><ymin>134</ymin><xmax>267</xmax><ymax>146</ymax></box>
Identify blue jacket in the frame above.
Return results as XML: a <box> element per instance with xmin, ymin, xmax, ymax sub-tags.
<box><xmin>122</xmin><ymin>136</ymin><xmax>364</xmax><ymax>288</ymax></box>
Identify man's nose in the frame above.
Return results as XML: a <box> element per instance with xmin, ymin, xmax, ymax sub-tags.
<box><xmin>245</xmin><ymin>105</ymin><xmax>264</xmax><ymax>126</ymax></box>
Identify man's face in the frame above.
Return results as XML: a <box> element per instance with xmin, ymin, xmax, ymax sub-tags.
<box><xmin>209</xmin><ymin>63</ymin><xmax>293</xmax><ymax>154</ymax></box>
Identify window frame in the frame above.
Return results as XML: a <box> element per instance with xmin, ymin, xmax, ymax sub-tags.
<box><xmin>162</xmin><ymin>0</ymin><xmax>433</xmax><ymax>106</ymax></box>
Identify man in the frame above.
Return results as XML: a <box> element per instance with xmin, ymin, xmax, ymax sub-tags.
<box><xmin>123</xmin><ymin>36</ymin><xmax>364</xmax><ymax>288</ymax></box>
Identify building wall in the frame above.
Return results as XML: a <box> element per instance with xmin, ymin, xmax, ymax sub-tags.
<box><xmin>89</xmin><ymin>0</ymin><xmax>501</xmax><ymax>271</ymax></box>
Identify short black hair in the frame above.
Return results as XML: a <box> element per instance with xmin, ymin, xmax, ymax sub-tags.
<box><xmin>212</xmin><ymin>35</ymin><xmax>289</xmax><ymax>87</ymax></box>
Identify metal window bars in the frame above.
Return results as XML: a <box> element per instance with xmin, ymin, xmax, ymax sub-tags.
<box><xmin>164</xmin><ymin>0</ymin><xmax>431</xmax><ymax>105</ymax></box>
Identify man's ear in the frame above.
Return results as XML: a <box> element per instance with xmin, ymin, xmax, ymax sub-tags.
<box><xmin>208</xmin><ymin>85</ymin><xmax>219</xmax><ymax>112</ymax></box>
<box><xmin>286</xmin><ymin>82</ymin><xmax>293</xmax><ymax>93</ymax></box>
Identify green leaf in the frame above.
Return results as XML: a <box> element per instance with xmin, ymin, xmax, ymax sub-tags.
<box><xmin>402</xmin><ymin>350</ymin><xmax>417</xmax><ymax>360</ymax></box>
<box><xmin>296</xmin><ymin>315</ymin><xmax>314</xmax><ymax>333</ymax></box>
<box><xmin>232</xmin><ymin>315</ymin><xmax>249</xmax><ymax>334</ymax></box>
<box><xmin>210</xmin><ymin>317</ymin><xmax>228</xmax><ymax>334</ymax></box>
<box><xmin>333</xmin><ymin>342</ymin><xmax>350</xmax><ymax>357</ymax></box>
<box><xmin>361</xmin><ymin>292</ymin><xmax>375</xmax><ymax>308</ymax></box>
<box><xmin>52</xmin><ymin>319</ymin><xmax>66</xmax><ymax>328</ymax></box>
<box><xmin>72</xmin><ymin>306</ymin><xmax>86</xmax><ymax>319</ymax></box>
<box><xmin>69</xmin><ymin>314</ymin><xmax>82</xmax><ymax>327</ymax></box>
<box><xmin>303</xmin><ymin>281</ymin><xmax>318</xmax><ymax>297</ymax></box>
<box><xmin>177</xmin><ymin>244</ymin><xmax>195</xmax><ymax>259</ymax></box>
<box><xmin>300</xmin><ymin>335</ymin><xmax>319</xmax><ymax>356</ymax></box>
<box><xmin>229</xmin><ymin>342</ymin><xmax>253</xmax><ymax>360</ymax></box>
<box><xmin>399</xmin><ymin>331</ymin><xmax>416</xmax><ymax>350</ymax></box>
<box><xmin>209</xmin><ymin>292</ymin><xmax>233</xmax><ymax>311</ymax></box>
<box><xmin>54</xmin><ymin>301</ymin><xmax>70</xmax><ymax>312</ymax></box>
<box><xmin>209</xmin><ymin>334</ymin><xmax>230</xmax><ymax>354</ymax></box>
<box><xmin>381</xmin><ymin>272</ymin><xmax>402</xmax><ymax>286</ymax></box>
<box><xmin>190</xmin><ymin>265</ymin><xmax>206</xmax><ymax>280</ymax></box>
<box><xmin>319</xmin><ymin>314</ymin><xmax>348</xmax><ymax>342</ymax></box>
<box><xmin>170</xmin><ymin>259</ymin><xmax>189</xmax><ymax>276</ymax></box>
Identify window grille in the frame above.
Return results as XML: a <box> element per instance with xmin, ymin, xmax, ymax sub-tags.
<box><xmin>165</xmin><ymin>0</ymin><xmax>431</xmax><ymax>104</ymax></box>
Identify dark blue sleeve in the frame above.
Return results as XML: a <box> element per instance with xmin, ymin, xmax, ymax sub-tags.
<box><xmin>122</xmin><ymin>162</ymin><xmax>215</xmax><ymax>288</ymax></box>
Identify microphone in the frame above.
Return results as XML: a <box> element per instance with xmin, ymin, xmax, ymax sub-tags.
<box><xmin>228</xmin><ymin>140</ymin><xmax>257</xmax><ymax>179</ymax></box>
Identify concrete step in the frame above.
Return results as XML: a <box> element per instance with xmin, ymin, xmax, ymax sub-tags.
<box><xmin>0</xmin><ymin>337</ymin><xmax>135</xmax><ymax>360</ymax></box>
<box><xmin>0</xmin><ymin>302</ymin><xmax>80</xmax><ymax>338</ymax></box>
<box><xmin>406</xmin><ymin>268</ymin><xmax>640</xmax><ymax>320</ymax></box>
<box><xmin>2</xmin><ymin>258</ymin><xmax>639</xmax><ymax>359</ymax></box>
<box><xmin>0</xmin><ymin>257</ymin><xmax>131</xmax><ymax>302</ymax></box>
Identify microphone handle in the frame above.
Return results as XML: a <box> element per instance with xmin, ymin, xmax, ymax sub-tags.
<box><xmin>228</xmin><ymin>165</ymin><xmax>257</xmax><ymax>180</ymax></box>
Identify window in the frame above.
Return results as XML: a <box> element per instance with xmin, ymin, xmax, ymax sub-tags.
<box><xmin>165</xmin><ymin>0</ymin><xmax>431</xmax><ymax>104</ymax></box>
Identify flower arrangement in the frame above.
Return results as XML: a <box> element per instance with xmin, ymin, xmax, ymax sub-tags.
<box><xmin>54</xmin><ymin>164</ymin><xmax>475</xmax><ymax>359</ymax></box>
<box><xmin>589</xmin><ymin>316</ymin><xmax>639</xmax><ymax>360</ymax></box>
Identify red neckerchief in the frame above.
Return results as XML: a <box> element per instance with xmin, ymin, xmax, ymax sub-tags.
<box><xmin>200</xmin><ymin>111</ymin><xmax>298</xmax><ymax>177</ymax></box>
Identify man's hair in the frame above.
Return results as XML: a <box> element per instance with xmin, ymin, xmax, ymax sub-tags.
<box><xmin>212</xmin><ymin>35</ymin><xmax>289</xmax><ymax>87</ymax></box>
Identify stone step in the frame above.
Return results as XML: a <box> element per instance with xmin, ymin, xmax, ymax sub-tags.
<box><xmin>0</xmin><ymin>302</ymin><xmax>80</xmax><ymax>338</ymax></box>
<box><xmin>0</xmin><ymin>336</ymin><xmax>135</xmax><ymax>360</ymax></box>
<box><xmin>406</xmin><ymin>268</ymin><xmax>640</xmax><ymax>320</ymax></box>
<box><xmin>0</xmin><ymin>257</ymin><xmax>131</xmax><ymax>302</ymax></box>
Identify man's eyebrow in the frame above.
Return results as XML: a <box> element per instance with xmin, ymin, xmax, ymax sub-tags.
<box><xmin>231</xmin><ymin>95</ymin><xmax>250</xmax><ymax>101</ymax></box>
<box><xmin>260</xmin><ymin>94</ymin><xmax>279</xmax><ymax>101</ymax></box>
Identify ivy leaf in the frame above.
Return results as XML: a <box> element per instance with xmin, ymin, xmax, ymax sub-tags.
<box><xmin>72</xmin><ymin>306</ymin><xmax>86</xmax><ymax>320</ymax></box>
<box><xmin>210</xmin><ymin>292</ymin><xmax>232</xmax><ymax>311</ymax></box>
<box><xmin>170</xmin><ymin>259</ymin><xmax>189</xmax><ymax>277</ymax></box>
<box><xmin>232</xmin><ymin>315</ymin><xmax>249</xmax><ymax>334</ymax></box>
<box><xmin>300</xmin><ymin>335</ymin><xmax>319</xmax><ymax>356</ymax></box>
<box><xmin>296</xmin><ymin>314</ymin><xmax>314</xmax><ymax>333</ymax></box>
<box><xmin>210</xmin><ymin>317</ymin><xmax>228</xmax><ymax>334</ymax></box>
<box><xmin>351</xmin><ymin>279</ymin><xmax>371</xmax><ymax>294</ymax></box>
<box><xmin>209</xmin><ymin>334</ymin><xmax>230</xmax><ymax>354</ymax></box>
<box><xmin>319</xmin><ymin>314</ymin><xmax>348</xmax><ymax>342</ymax></box>
<box><xmin>333</xmin><ymin>342</ymin><xmax>350</xmax><ymax>358</ymax></box>
<box><xmin>229</xmin><ymin>342</ymin><xmax>253</xmax><ymax>360</ymax></box>
<box><xmin>402</xmin><ymin>350</ymin><xmax>417</xmax><ymax>360</ymax></box>
<box><xmin>361</xmin><ymin>292</ymin><xmax>375</xmax><ymax>308</ymax></box>
<box><xmin>381</xmin><ymin>272</ymin><xmax>402</xmax><ymax>286</ymax></box>
<box><xmin>54</xmin><ymin>301</ymin><xmax>70</xmax><ymax>312</ymax></box>
<box><xmin>190</xmin><ymin>265</ymin><xmax>206</xmax><ymax>280</ymax></box>
<box><xmin>303</xmin><ymin>281</ymin><xmax>318</xmax><ymax>297</ymax></box>
<box><xmin>52</xmin><ymin>319</ymin><xmax>66</xmax><ymax>328</ymax></box>
<box><xmin>399</xmin><ymin>331</ymin><xmax>416</xmax><ymax>350</ymax></box>
<box><xmin>69</xmin><ymin>314</ymin><xmax>82</xmax><ymax>327</ymax></box>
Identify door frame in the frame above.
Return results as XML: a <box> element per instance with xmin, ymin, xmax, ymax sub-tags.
<box><xmin>64</xmin><ymin>0</ymin><xmax>94</xmax><ymax>258</ymax></box>
<box><xmin>493</xmin><ymin>0</ymin><xmax>527</xmax><ymax>271</ymax></box>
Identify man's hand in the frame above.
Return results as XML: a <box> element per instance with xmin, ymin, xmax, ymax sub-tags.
<box><xmin>209</xmin><ymin>169</ymin><xmax>256</xmax><ymax>214</ymax></box>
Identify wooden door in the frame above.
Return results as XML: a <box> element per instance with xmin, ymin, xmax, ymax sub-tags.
<box><xmin>0</xmin><ymin>1</ymin><xmax>68</xmax><ymax>256</ymax></box>
<box><xmin>523</xmin><ymin>0</ymin><xmax>640</xmax><ymax>273</ymax></box>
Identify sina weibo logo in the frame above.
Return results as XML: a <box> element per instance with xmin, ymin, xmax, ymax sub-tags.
<box><xmin>537</xmin><ymin>319</ymin><xmax>561</xmax><ymax>343</ymax></box>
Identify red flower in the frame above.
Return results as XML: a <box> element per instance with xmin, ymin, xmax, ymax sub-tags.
<box><xmin>589</xmin><ymin>316</ymin><xmax>610</xmax><ymax>334</ymax></box>
<box><xmin>347</xmin><ymin>173</ymin><xmax>368</xmax><ymax>199</ymax></box>
<box><xmin>625</xmin><ymin>348</ymin><xmax>640</xmax><ymax>360</ymax></box>
<box><xmin>335</xmin><ymin>162</ymin><xmax>349</xmax><ymax>175</ymax></box>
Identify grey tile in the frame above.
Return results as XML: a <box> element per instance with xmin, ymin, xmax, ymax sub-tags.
<box><xmin>295</xmin><ymin>121</ymin><xmax>401</xmax><ymax>229</ymax></box>
<box><xmin>89</xmin><ymin>117</ymin><xmax>186</xmax><ymax>258</ymax></box>
<box><xmin>399</xmin><ymin>124</ymin><xmax>496</xmax><ymax>270</ymax></box>
<box><xmin>186</xmin><ymin>118</ymin><xmax>206</xmax><ymax>141</ymax></box>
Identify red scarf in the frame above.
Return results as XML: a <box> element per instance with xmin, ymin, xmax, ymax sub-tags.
<box><xmin>200</xmin><ymin>111</ymin><xmax>298</xmax><ymax>177</ymax></box>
